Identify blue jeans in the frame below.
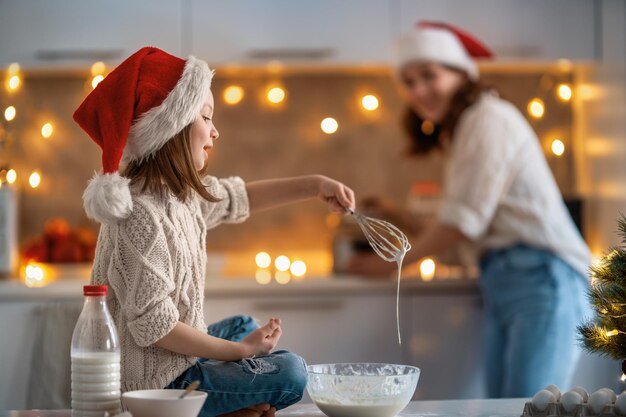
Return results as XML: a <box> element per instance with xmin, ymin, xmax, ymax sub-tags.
<box><xmin>480</xmin><ymin>244</ymin><xmax>592</xmax><ymax>398</ymax></box>
<box><xmin>166</xmin><ymin>316</ymin><xmax>307</xmax><ymax>417</ymax></box>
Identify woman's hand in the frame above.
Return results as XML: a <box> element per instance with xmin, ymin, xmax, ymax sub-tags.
<box><xmin>240</xmin><ymin>318</ymin><xmax>282</xmax><ymax>358</ymax></box>
<box><xmin>346</xmin><ymin>253</ymin><xmax>398</xmax><ymax>278</ymax></box>
<box><xmin>316</xmin><ymin>176</ymin><xmax>355</xmax><ymax>214</ymax></box>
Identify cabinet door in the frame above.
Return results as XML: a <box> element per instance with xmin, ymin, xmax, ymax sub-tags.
<box><xmin>403</xmin><ymin>293</ymin><xmax>485</xmax><ymax>400</ymax></box>
<box><xmin>0</xmin><ymin>0</ymin><xmax>183</xmax><ymax>68</ymax></box>
<box><xmin>204</xmin><ymin>294</ymin><xmax>405</xmax><ymax>365</ymax></box>
<box><xmin>191</xmin><ymin>0</ymin><xmax>393</xmax><ymax>65</ymax></box>
<box><xmin>396</xmin><ymin>0</ymin><xmax>595</xmax><ymax>60</ymax></box>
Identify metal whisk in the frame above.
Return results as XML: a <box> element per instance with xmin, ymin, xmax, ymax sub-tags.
<box><xmin>349</xmin><ymin>208</ymin><xmax>412</xmax><ymax>344</ymax></box>
<box><xmin>349</xmin><ymin>209</ymin><xmax>412</xmax><ymax>261</ymax></box>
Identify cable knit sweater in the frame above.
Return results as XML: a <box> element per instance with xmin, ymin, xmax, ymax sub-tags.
<box><xmin>90</xmin><ymin>176</ymin><xmax>249</xmax><ymax>392</ymax></box>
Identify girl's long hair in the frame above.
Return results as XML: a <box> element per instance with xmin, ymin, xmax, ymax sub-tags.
<box><xmin>122</xmin><ymin>124</ymin><xmax>221</xmax><ymax>203</ymax></box>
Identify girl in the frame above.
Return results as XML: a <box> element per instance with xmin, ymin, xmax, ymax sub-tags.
<box><xmin>349</xmin><ymin>22</ymin><xmax>591</xmax><ymax>398</ymax></box>
<box><xmin>73</xmin><ymin>46</ymin><xmax>355</xmax><ymax>417</ymax></box>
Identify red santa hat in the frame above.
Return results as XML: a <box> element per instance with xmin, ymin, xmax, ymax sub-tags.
<box><xmin>393</xmin><ymin>21</ymin><xmax>493</xmax><ymax>80</ymax></box>
<box><xmin>73</xmin><ymin>46</ymin><xmax>214</xmax><ymax>224</ymax></box>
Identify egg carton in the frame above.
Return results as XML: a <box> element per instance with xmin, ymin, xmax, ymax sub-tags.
<box><xmin>521</xmin><ymin>402</ymin><xmax>626</xmax><ymax>417</ymax></box>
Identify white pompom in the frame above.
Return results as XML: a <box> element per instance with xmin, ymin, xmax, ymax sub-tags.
<box><xmin>83</xmin><ymin>171</ymin><xmax>133</xmax><ymax>224</ymax></box>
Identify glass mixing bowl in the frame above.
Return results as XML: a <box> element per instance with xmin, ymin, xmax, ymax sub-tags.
<box><xmin>306</xmin><ymin>363</ymin><xmax>420</xmax><ymax>417</ymax></box>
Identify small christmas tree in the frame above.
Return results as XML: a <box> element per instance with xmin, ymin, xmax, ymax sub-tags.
<box><xmin>578</xmin><ymin>215</ymin><xmax>626</xmax><ymax>376</ymax></box>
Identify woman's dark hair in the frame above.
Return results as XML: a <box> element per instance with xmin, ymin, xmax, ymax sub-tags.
<box><xmin>403</xmin><ymin>79</ymin><xmax>491</xmax><ymax>155</ymax></box>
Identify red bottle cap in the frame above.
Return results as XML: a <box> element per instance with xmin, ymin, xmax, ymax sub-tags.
<box><xmin>83</xmin><ymin>285</ymin><xmax>108</xmax><ymax>296</ymax></box>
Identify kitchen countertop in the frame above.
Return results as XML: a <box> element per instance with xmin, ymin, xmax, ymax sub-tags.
<box><xmin>0</xmin><ymin>276</ymin><xmax>480</xmax><ymax>301</ymax></box>
<box><xmin>0</xmin><ymin>398</ymin><xmax>529</xmax><ymax>417</ymax></box>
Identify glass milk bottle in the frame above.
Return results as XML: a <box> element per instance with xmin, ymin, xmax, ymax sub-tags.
<box><xmin>71</xmin><ymin>285</ymin><xmax>121</xmax><ymax>417</ymax></box>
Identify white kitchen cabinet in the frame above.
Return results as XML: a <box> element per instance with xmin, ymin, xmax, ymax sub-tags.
<box><xmin>0</xmin><ymin>0</ymin><xmax>183</xmax><ymax>68</ymax></box>
<box><xmin>204</xmin><ymin>293</ymin><xmax>405</xmax><ymax>366</ymax></box>
<box><xmin>395</xmin><ymin>0</ymin><xmax>596</xmax><ymax>61</ymax></box>
<box><xmin>190</xmin><ymin>0</ymin><xmax>394</xmax><ymax>65</ymax></box>
<box><xmin>402</xmin><ymin>293</ymin><xmax>486</xmax><ymax>400</ymax></box>
<box><xmin>0</xmin><ymin>0</ymin><xmax>598</xmax><ymax>69</ymax></box>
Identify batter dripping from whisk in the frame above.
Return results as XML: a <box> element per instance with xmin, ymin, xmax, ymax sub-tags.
<box><xmin>349</xmin><ymin>209</ymin><xmax>412</xmax><ymax>344</ymax></box>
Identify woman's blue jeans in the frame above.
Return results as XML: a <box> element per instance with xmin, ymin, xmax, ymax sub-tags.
<box><xmin>166</xmin><ymin>315</ymin><xmax>307</xmax><ymax>417</ymax></box>
<box><xmin>480</xmin><ymin>244</ymin><xmax>592</xmax><ymax>398</ymax></box>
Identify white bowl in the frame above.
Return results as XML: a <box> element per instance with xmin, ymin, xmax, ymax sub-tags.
<box><xmin>307</xmin><ymin>363</ymin><xmax>420</xmax><ymax>417</ymax></box>
<box><xmin>122</xmin><ymin>389</ymin><xmax>207</xmax><ymax>417</ymax></box>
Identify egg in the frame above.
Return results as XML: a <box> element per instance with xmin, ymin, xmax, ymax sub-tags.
<box><xmin>532</xmin><ymin>389</ymin><xmax>556</xmax><ymax>412</ymax></box>
<box><xmin>544</xmin><ymin>384</ymin><xmax>561</xmax><ymax>401</ymax></box>
<box><xmin>598</xmin><ymin>387</ymin><xmax>617</xmax><ymax>403</ymax></box>
<box><xmin>571</xmin><ymin>386</ymin><xmax>589</xmax><ymax>402</ymax></box>
<box><xmin>561</xmin><ymin>390</ymin><xmax>584</xmax><ymax>413</ymax></box>
<box><xmin>589</xmin><ymin>389</ymin><xmax>612</xmax><ymax>414</ymax></box>
<box><xmin>615</xmin><ymin>392</ymin><xmax>626</xmax><ymax>415</ymax></box>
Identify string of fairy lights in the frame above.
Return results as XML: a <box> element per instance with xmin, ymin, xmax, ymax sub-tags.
<box><xmin>0</xmin><ymin>61</ymin><xmax>575</xmax><ymax>286</ymax></box>
<box><xmin>0</xmin><ymin>60</ymin><xmax>573</xmax><ymax>190</ymax></box>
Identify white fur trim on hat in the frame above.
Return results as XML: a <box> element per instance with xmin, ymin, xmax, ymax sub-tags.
<box><xmin>393</xmin><ymin>28</ymin><xmax>479</xmax><ymax>81</ymax></box>
<box><xmin>122</xmin><ymin>55</ymin><xmax>214</xmax><ymax>164</ymax></box>
<box><xmin>83</xmin><ymin>171</ymin><xmax>133</xmax><ymax>224</ymax></box>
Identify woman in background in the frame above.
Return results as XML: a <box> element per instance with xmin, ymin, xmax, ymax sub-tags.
<box><xmin>349</xmin><ymin>22</ymin><xmax>591</xmax><ymax>398</ymax></box>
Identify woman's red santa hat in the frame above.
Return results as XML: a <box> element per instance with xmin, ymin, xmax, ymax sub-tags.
<box><xmin>393</xmin><ymin>21</ymin><xmax>493</xmax><ymax>80</ymax></box>
<box><xmin>73</xmin><ymin>46</ymin><xmax>214</xmax><ymax>224</ymax></box>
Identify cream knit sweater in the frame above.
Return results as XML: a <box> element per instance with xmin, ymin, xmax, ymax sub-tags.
<box><xmin>90</xmin><ymin>176</ymin><xmax>249</xmax><ymax>392</ymax></box>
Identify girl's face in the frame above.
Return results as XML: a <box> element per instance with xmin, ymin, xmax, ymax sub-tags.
<box><xmin>190</xmin><ymin>91</ymin><xmax>219</xmax><ymax>171</ymax></box>
<box><xmin>399</xmin><ymin>62</ymin><xmax>467</xmax><ymax>123</ymax></box>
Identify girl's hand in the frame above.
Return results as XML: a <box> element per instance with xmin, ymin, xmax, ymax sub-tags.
<box><xmin>316</xmin><ymin>176</ymin><xmax>355</xmax><ymax>214</ymax></box>
<box><xmin>240</xmin><ymin>318</ymin><xmax>282</xmax><ymax>358</ymax></box>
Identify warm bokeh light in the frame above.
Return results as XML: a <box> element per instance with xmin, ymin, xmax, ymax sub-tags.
<box><xmin>275</xmin><ymin>271</ymin><xmax>291</xmax><ymax>285</ymax></box>
<box><xmin>8</xmin><ymin>63</ymin><xmax>20</xmax><ymax>75</ymax></box>
<box><xmin>361</xmin><ymin>94</ymin><xmax>379</xmax><ymax>111</ymax></box>
<box><xmin>91</xmin><ymin>75</ymin><xmax>104</xmax><ymax>89</ymax></box>
<box><xmin>223</xmin><ymin>85</ymin><xmax>244</xmax><ymax>105</ymax></box>
<box><xmin>255</xmin><ymin>269</ymin><xmax>272</xmax><ymax>285</ymax></box>
<box><xmin>255</xmin><ymin>251</ymin><xmax>272</xmax><ymax>269</ymax></box>
<box><xmin>420</xmin><ymin>258</ymin><xmax>436</xmax><ymax>281</ymax></box>
<box><xmin>557</xmin><ymin>84</ymin><xmax>573</xmax><ymax>102</ymax></box>
<box><xmin>29</xmin><ymin>171</ymin><xmax>41</xmax><ymax>188</ymax></box>
<box><xmin>551</xmin><ymin>139</ymin><xmax>565</xmax><ymax>156</ymax></box>
<box><xmin>4</xmin><ymin>106</ymin><xmax>16</xmax><ymax>121</ymax></box>
<box><xmin>527</xmin><ymin>98</ymin><xmax>545</xmax><ymax>119</ymax></box>
<box><xmin>606</xmin><ymin>329</ymin><xmax>619</xmax><ymax>337</ymax></box>
<box><xmin>6</xmin><ymin>169</ymin><xmax>17</xmax><ymax>184</ymax></box>
<box><xmin>290</xmin><ymin>260</ymin><xmax>307</xmax><ymax>277</ymax></box>
<box><xmin>41</xmin><ymin>123</ymin><xmax>53</xmax><ymax>139</ymax></box>
<box><xmin>275</xmin><ymin>255</ymin><xmax>291</xmax><ymax>272</ymax></box>
<box><xmin>421</xmin><ymin>120</ymin><xmax>434</xmax><ymax>135</ymax></box>
<box><xmin>90</xmin><ymin>61</ymin><xmax>106</xmax><ymax>76</ymax></box>
<box><xmin>557</xmin><ymin>59</ymin><xmax>573</xmax><ymax>72</ymax></box>
<box><xmin>8</xmin><ymin>75</ymin><xmax>20</xmax><ymax>91</ymax></box>
<box><xmin>321</xmin><ymin>117</ymin><xmax>338</xmax><ymax>134</ymax></box>
<box><xmin>24</xmin><ymin>263</ymin><xmax>46</xmax><ymax>288</ymax></box>
<box><xmin>267</xmin><ymin>87</ymin><xmax>286</xmax><ymax>104</ymax></box>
